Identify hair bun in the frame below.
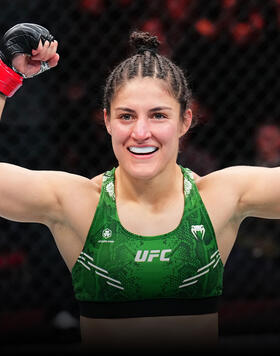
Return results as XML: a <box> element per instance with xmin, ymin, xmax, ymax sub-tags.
<box><xmin>129</xmin><ymin>31</ymin><xmax>160</xmax><ymax>55</ymax></box>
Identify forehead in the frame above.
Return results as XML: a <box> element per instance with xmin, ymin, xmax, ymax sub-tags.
<box><xmin>111</xmin><ymin>77</ymin><xmax>179</xmax><ymax>109</ymax></box>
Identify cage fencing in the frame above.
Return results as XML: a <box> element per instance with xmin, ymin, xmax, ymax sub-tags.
<box><xmin>1</xmin><ymin>0</ymin><xmax>280</xmax><ymax>347</ymax></box>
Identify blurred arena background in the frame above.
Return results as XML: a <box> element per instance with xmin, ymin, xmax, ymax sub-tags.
<box><xmin>1</xmin><ymin>0</ymin><xmax>280</xmax><ymax>353</ymax></box>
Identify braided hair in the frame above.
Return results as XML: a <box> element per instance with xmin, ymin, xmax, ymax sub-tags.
<box><xmin>103</xmin><ymin>31</ymin><xmax>193</xmax><ymax>125</ymax></box>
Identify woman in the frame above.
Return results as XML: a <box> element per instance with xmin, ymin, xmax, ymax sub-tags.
<box><xmin>0</xmin><ymin>23</ymin><xmax>279</xmax><ymax>352</ymax></box>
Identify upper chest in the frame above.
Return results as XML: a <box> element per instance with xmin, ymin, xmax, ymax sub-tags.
<box><xmin>116</xmin><ymin>194</ymin><xmax>185</xmax><ymax>236</ymax></box>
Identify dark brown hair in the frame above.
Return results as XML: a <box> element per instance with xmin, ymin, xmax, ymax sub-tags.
<box><xmin>103</xmin><ymin>31</ymin><xmax>193</xmax><ymax>124</ymax></box>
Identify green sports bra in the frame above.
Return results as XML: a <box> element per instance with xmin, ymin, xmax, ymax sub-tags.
<box><xmin>71</xmin><ymin>166</ymin><xmax>224</xmax><ymax>318</ymax></box>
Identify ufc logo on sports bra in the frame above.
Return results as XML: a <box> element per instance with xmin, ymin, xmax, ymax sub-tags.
<box><xmin>134</xmin><ymin>249</ymin><xmax>172</xmax><ymax>262</ymax></box>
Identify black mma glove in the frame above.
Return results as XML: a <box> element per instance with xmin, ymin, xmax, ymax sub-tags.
<box><xmin>0</xmin><ymin>23</ymin><xmax>55</xmax><ymax>97</ymax></box>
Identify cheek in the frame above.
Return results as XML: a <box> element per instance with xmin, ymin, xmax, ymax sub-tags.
<box><xmin>159</xmin><ymin>124</ymin><xmax>181</xmax><ymax>145</ymax></box>
<box><xmin>110</xmin><ymin>124</ymin><xmax>130</xmax><ymax>146</ymax></box>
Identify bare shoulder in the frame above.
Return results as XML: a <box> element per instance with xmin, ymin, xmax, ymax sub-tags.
<box><xmin>192</xmin><ymin>165</ymin><xmax>257</xmax><ymax>214</ymax></box>
<box><xmin>194</xmin><ymin>165</ymin><xmax>259</xmax><ymax>188</ymax></box>
<box><xmin>46</xmin><ymin>170</ymin><xmax>105</xmax><ymax>227</ymax></box>
<box><xmin>44</xmin><ymin>170</ymin><xmax>100</xmax><ymax>194</ymax></box>
<box><xmin>193</xmin><ymin>165</ymin><xmax>275</xmax><ymax>216</ymax></box>
<box><xmin>43</xmin><ymin>170</ymin><xmax>104</xmax><ymax>214</ymax></box>
<box><xmin>90</xmin><ymin>173</ymin><xmax>103</xmax><ymax>193</ymax></box>
<box><xmin>191</xmin><ymin>166</ymin><xmax>255</xmax><ymax>238</ymax></box>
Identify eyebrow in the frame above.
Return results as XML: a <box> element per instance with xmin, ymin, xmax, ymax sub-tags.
<box><xmin>115</xmin><ymin>106</ymin><xmax>172</xmax><ymax>112</ymax></box>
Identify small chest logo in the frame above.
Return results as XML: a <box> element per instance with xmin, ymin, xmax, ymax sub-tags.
<box><xmin>191</xmin><ymin>225</ymin><xmax>205</xmax><ymax>240</ymax></box>
<box><xmin>134</xmin><ymin>249</ymin><xmax>172</xmax><ymax>262</ymax></box>
<box><xmin>98</xmin><ymin>228</ymin><xmax>114</xmax><ymax>243</ymax></box>
<box><xmin>102</xmin><ymin>228</ymin><xmax>112</xmax><ymax>239</ymax></box>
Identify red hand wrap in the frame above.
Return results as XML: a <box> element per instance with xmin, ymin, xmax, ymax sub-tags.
<box><xmin>0</xmin><ymin>59</ymin><xmax>23</xmax><ymax>97</ymax></box>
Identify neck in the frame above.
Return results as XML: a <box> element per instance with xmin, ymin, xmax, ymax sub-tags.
<box><xmin>115</xmin><ymin>163</ymin><xmax>183</xmax><ymax>205</ymax></box>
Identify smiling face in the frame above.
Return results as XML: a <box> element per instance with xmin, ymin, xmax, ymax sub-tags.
<box><xmin>104</xmin><ymin>77</ymin><xmax>192</xmax><ymax>180</ymax></box>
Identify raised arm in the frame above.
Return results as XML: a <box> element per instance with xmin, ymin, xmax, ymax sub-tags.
<box><xmin>0</xmin><ymin>23</ymin><xmax>62</xmax><ymax>225</ymax></box>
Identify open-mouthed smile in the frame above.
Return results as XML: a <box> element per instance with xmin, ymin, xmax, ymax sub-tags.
<box><xmin>127</xmin><ymin>146</ymin><xmax>159</xmax><ymax>155</ymax></box>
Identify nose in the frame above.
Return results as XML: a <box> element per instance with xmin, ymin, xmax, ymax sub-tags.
<box><xmin>131</xmin><ymin>117</ymin><xmax>151</xmax><ymax>141</ymax></box>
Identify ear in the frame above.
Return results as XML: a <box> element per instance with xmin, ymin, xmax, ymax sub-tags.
<box><xmin>104</xmin><ymin>108</ymin><xmax>112</xmax><ymax>135</ymax></box>
<box><xmin>179</xmin><ymin>109</ymin><xmax>192</xmax><ymax>137</ymax></box>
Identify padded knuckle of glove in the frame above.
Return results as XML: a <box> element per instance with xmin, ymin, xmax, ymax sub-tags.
<box><xmin>1</xmin><ymin>23</ymin><xmax>54</xmax><ymax>66</ymax></box>
<box><xmin>0</xmin><ymin>23</ymin><xmax>55</xmax><ymax>97</ymax></box>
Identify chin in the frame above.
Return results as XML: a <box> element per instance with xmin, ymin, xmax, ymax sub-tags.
<box><xmin>121</xmin><ymin>162</ymin><xmax>166</xmax><ymax>181</ymax></box>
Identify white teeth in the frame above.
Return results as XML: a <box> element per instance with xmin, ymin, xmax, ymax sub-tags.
<box><xmin>129</xmin><ymin>146</ymin><xmax>158</xmax><ymax>154</ymax></box>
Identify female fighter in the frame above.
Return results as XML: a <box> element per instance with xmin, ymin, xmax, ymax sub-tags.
<box><xmin>0</xmin><ymin>23</ymin><xmax>280</xmax><ymax>352</ymax></box>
